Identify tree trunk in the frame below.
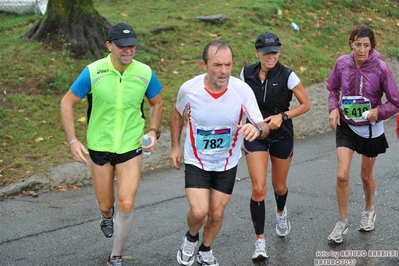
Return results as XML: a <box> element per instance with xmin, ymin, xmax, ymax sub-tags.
<box><xmin>22</xmin><ymin>0</ymin><xmax>112</xmax><ymax>59</ymax></box>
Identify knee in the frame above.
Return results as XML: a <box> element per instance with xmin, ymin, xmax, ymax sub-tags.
<box><xmin>190</xmin><ymin>208</ymin><xmax>207</xmax><ymax>222</ymax></box>
<box><xmin>360</xmin><ymin>172</ymin><xmax>373</xmax><ymax>184</ymax></box>
<box><xmin>273</xmin><ymin>183</ymin><xmax>287</xmax><ymax>195</ymax></box>
<box><xmin>98</xmin><ymin>199</ymin><xmax>115</xmax><ymax>212</ymax></box>
<box><xmin>336</xmin><ymin>172</ymin><xmax>349</xmax><ymax>185</ymax></box>
<box><xmin>208</xmin><ymin>210</ymin><xmax>224</xmax><ymax>224</ymax></box>
<box><xmin>252</xmin><ymin>185</ymin><xmax>266</xmax><ymax>201</ymax></box>
<box><xmin>116</xmin><ymin>197</ymin><xmax>134</xmax><ymax>213</ymax></box>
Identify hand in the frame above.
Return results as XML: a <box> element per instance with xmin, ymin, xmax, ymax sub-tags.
<box><xmin>141</xmin><ymin>133</ymin><xmax>158</xmax><ymax>153</ymax></box>
<box><xmin>366</xmin><ymin>108</ymin><xmax>379</xmax><ymax>123</ymax></box>
<box><xmin>237</xmin><ymin>123</ymin><xmax>260</xmax><ymax>141</ymax></box>
<box><xmin>264</xmin><ymin>114</ymin><xmax>283</xmax><ymax>130</ymax></box>
<box><xmin>328</xmin><ymin>109</ymin><xmax>340</xmax><ymax>131</ymax></box>
<box><xmin>69</xmin><ymin>140</ymin><xmax>89</xmax><ymax>165</ymax></box>
<box><xmin>169</xmin><ymin>146</ymin><xmax>183</xmax><ymax>170</ymax></box>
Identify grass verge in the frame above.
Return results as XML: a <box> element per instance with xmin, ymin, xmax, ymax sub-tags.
<box><xmin>1</xmin><ymin>0</ymin><xmax>398</xmax><ymax>187</ymax></box>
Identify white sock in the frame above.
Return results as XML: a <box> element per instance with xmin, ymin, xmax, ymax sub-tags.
<box><xmin>111</xmin><ymin>209</ymin><xmax>134</xmax><ymax>256</ymax></box>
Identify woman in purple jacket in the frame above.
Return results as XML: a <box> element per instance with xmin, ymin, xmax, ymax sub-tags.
<box><xmin>327</xmin><ymin>25</ymin><xmax>399</xmax><ymax>244</ymax></box>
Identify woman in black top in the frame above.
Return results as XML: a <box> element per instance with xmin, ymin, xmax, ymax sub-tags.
<box><xmin>240</xmin><ymin>32</ymin><xmax>310</xmax><ymax>260</ymax></box>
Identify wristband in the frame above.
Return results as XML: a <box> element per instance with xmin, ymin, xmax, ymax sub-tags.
<box><xmin>68</xmin><ymin>138</ymin><xmax>78</xmax><ymax>147</ymax></box>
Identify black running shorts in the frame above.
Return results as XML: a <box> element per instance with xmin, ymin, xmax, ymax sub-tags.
<box><xmin>184</xmin><ymin>164</ymin><xmax>237</xmax><ymax>195</ymax></box>
<box><xmin>243</xmin><ymin>138</ymin><xmax>294</xmax><ymax>159</ymax></box>
<box><xmin>89</xmin><ymin>148</ymin><xmax>142</xmax><ymax>166</ymax></box>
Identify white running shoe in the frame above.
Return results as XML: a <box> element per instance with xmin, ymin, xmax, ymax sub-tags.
<box><xmin>176</xmin><ymin>236</ymin><xmax>198</xmax><ymax>265</ymax></box>
<box><xmin>359</xmin><ymin>207</ymin><xmax>376</xmax><ymax>232</ymax></box>
<box><xmin>196</xmin><ymin>249</ymin><xmax>219</xmax><ymax>266</ymax></box>
<box><xmin>276</xmin><ymin>206</ymin><xmax>291</xmax><ymax>237</ymax></box>
<box><xmin>328</xmin><ymin>220</ymin><xmax>349</xmax><ymax>244</ymax></box>
<box><xmin>252</xmin><ymin>238</ymin><xmax>268</xmax><ymax>261</ymax></box>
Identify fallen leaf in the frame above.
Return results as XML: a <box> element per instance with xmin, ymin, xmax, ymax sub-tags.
<box><xmin>6</xmin><ymin>135</ymin><xmax>13</xmax><ymax>139</ymax></box>
<box><xmin>29</xmin><ymin>191</ymin><xmax>39</xmax><ymax>197</ymax></box>
<box><xmin>121</xmin><ymin>12</ymin><xmax>128</xmax><ymax>17</ymax></box>
<box><xmin>67</xmin><ymin>185</ymin><xmax>79</xmax><ymax>190</ymax></box>
<box><xmin>54</xmin><ymin>185</ymin><xmax>67</xmax><ymax>191</ymax></box>
<box><xmin>77</xmin><ymin>117</ymin><xmax>86</xmax><ymax>123</ymax></box>
<box><xmin>299</xmin><ymin>66</ymin><xmax>307</xmax><ymax>72</ymax></box>
<box><xmin>35</xmin><ymin>137</ymin><xmax>44</xmax><ymax>142</ymax></box>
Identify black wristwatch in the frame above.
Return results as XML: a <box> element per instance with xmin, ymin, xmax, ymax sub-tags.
<box><xmin>281</xmin><ymin>112</ymin><xmax>289</xmax><ymax>122</ymax></box>
<box><xmin>149</xmin><ymin>128</ymin><xmax>161</xmax><ymax>140</ymax></box>
<box><xmin>256</xmin><ymin>125</ymin><xmax>263</xmax><ymax>137</ymax></box>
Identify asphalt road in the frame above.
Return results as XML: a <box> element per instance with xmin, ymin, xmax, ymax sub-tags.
<box><xmin>1</xmin><ymin>118</ymin><xmax>398</xmax><ymax>266</ymax></box>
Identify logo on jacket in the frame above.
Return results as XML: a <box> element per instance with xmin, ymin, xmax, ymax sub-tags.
<box><xmin>97</xmin><ymin>69</ymin><xmax>109</xmax><ymax>74</ymax></box>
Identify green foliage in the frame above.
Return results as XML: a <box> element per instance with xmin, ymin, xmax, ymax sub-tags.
<box><xmin>388</xmin><ymin>48</ymin><xmax>399</xmax><ymax>58</ymax></box>
<box><xmin>0</xmin><ymin>0</ymin><xmax>399</xmax><ymax>186</ymax></box>
<box><xmin>0</xmin><ymin>12</ymin><xmax>38</xmax><ymax>31</ymax></box>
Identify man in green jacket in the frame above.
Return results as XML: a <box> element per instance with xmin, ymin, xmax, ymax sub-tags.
<box><xmin>60</xmin><ymin>22</ymin><xmax>163</xmax><ymax>266</ymax></box>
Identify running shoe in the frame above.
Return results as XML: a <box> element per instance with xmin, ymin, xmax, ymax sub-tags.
<box><xmin>107</xmin><ymin>255</ymin><xmax>123</xmax><ymax>266</ymax></box>
<box><xmin>359</xmin><ymin>207</ymin><xmax>376</xmax><ymax>232</ymax></box>
<box><xmin>100</xmin><ymin>207</ymin><xmax>114</xmax><ymax>238</ymax></box>
<box><xmin>196</xmin><ymin>249</ymin><xmax>219</xmax><ymax>266</ymax></box>
<box><xmin>327</xmin><ymin>220</ymin><xmax>349</xmax><ymax>244</ymax></box>
<box><xmin>276</xmin><ymin>206</ymin><xmax>291</xmax><ymax>237</ymax></box>
<box><xmin>252</xmin><ymin>238</ymin><xmax>268</xmax><ymax>261</ymax></box>
<box><xmin>177</xmin><ymin>236</ymin><xmax>198</xmax><ymax>265</ymax></box>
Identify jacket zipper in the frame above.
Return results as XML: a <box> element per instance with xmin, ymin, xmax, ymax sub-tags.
<box><xmin>114</xmin><ymin>76</ymin><xmax>123</xmax><ymax>152</ymax></box>
<box><xmin>262</xmin><ymin>80</ymin><xmax>268</xmax><ymax>102</ymax></box>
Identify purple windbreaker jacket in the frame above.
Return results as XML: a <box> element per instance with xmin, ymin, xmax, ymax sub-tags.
<box><xmin>327</xmin><ymin>49</ymin><xmax>399</xmax><ymax>126</ymax></box>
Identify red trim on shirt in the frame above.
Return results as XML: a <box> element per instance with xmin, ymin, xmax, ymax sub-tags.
<box><xmin>223</xmin><ymin>105</ymin><xmax>244</xmax><ymax>171</ymax></box>
<box><xmin>204</xmin><ymin>87</ymin><xmax>228</xmax><ymax>99</ymax></box>
<box><xmin>187</xmin><ymin>108</ymin><xmax>204</xmax><ymax>169</ymax></box>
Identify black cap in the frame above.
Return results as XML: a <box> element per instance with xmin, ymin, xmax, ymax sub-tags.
<box><xmin>255</xmin><ymin>32</ymin><xmax>282</xmax><ymax>54</ymax></box>
<box><xmin>107</xmin><ymin>23</ymin><xmax>139</xmax><ymax>47</ymax></box>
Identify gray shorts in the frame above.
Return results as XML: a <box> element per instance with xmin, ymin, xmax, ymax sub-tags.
<box><xmin>184</xmin><ymin>164</ymin><xmax>237</xmax><ymax>195</ymax></box>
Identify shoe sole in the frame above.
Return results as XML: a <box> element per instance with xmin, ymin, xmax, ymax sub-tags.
<box><xmin>196</xmin><ymin>261</ymin><xmax>219</xmax><ymax>266</ymax></box>
<box><xmin>103</xmin><ymin>234</ymin><xmax>113</xmax><ymax>238</ymax></box>
<box><xmin>100</xmin><ymin>227</ymin><xmax>113</xmax><ymax>238</ymax></box>
<box><xmin>359</xmin><ymin>226</ymin><xmax>374</xmax><ymax>232</ymax></box>
<box><xmin>327</xmin><ymin>227</ymin><xmax>348</xmax><ymax>244</ymax></box>
<box><xmin>252</xmin><ymin>254</ymin><xmax>268</xmax><ymax>261</ymax></box>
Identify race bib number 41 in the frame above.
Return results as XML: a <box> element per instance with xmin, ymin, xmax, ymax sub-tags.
<box><xmin>341</xmin><ymin>96</ymin><xmax>371</xmax><ymax>122</ymax></box>
<box><xmin>196</xmin><ymin>127</ymin><xmax>231</xmax><ymax>155</ymax></box>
